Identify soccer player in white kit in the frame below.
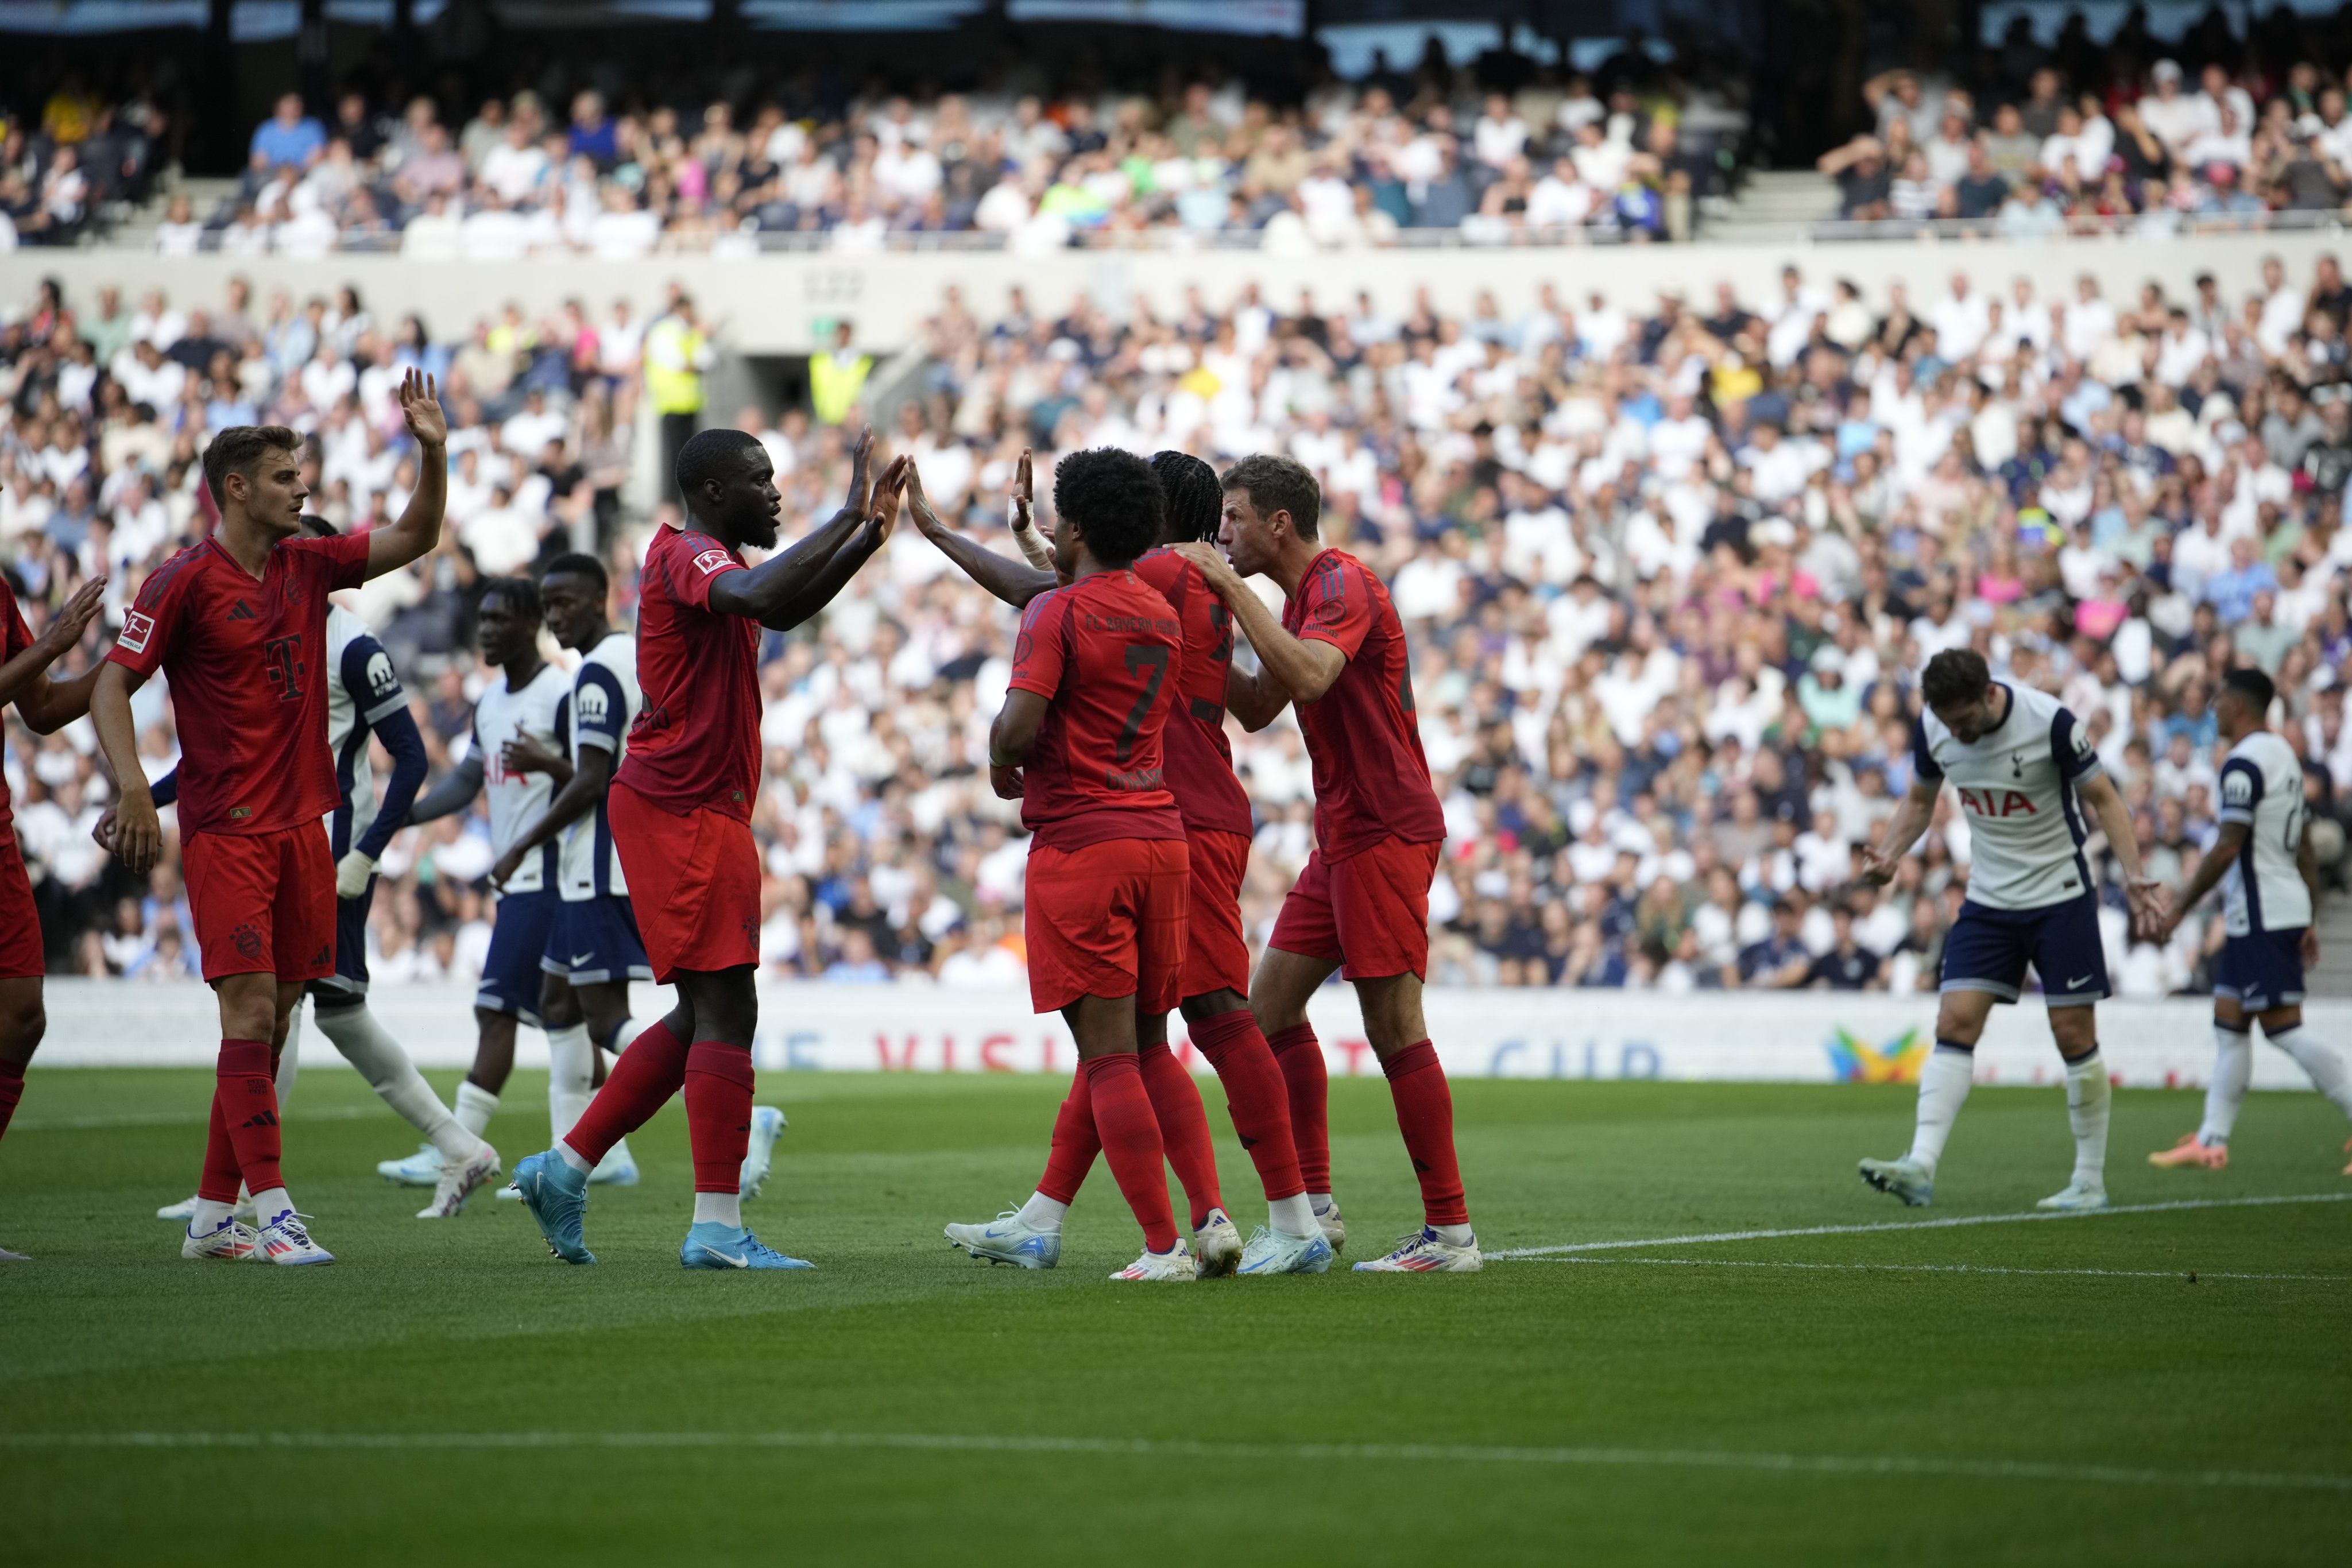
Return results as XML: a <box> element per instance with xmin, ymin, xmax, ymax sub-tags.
<box><xmin>1855</xmin><ymin>649</ymin><xmax>2165</xmax><ymax>1210</ymax></box>
<box><xmin>2147</xmin><ymin>667</ymin><xmax>2352</xmax><ymax>1174</ymax></box>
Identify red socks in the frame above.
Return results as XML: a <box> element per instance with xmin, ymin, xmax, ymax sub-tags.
<box><xmin>1266</xmin><ymin>1023</ymin><xmax>1330</xmax><ymax>1194</ymax></box>
<box><xmin>1191</xmin><ymin>1009</ymin><xmax>1306</xmax><ymax>1202</ymax></box>
<box><xmin>1382</xmin><ymin>1040</ymin><xmax>1468</xmax><ymax>1227</ymax></box>
<box><xmin>0</xmin><ymin>1058</ymin><xmax>21</xmax><ymax>1145</ymax></box>
<box><xmin>214</xmin><ymin>1039</ymin><xmax>283</xmax><ymax>1195</ymax></box>
<box><xmin>564</xmin><ymin>1017</ymin><xmax>686</xmax><ymax>1167</ymax></box>
<box><xmin>1081</xmin><ymin>1053</ymin><xmax>1178</xmax><ymax>1253</ymax></box>
<box><xmin>1136</xmin><ymin>1042</ymin><xmax>1221</xmax><ymax>1228</ymax></box>
<box><xmin>683</xmin><ymin>1042</ymin><xmax>755</xmax><ymax>1194</ymax></box>
<box><xmin>1035</xmin><ymin>1080</ymin><xmax>1100</xmax><ymax>1205</ymax></box>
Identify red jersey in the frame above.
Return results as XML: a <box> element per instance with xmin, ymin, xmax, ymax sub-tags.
<box><xmin>1007</xmin><ymin>569</ymin><xmax>1187</xmax><ymax>852</ymax></box>
<box><xmin>618</xmin><ymin>525</ymin><xmax>761</xmax><ymax>820</ymax></box>
<box><xmin>1131</xmin><ymin>547</ymin><xmax>1254</xmax><ymax>838</ymax></box>
<box><xmin>1283</xmin><ymin>547</ymin><xmax>1446</xmax><ymax>861</ymax></box>
<box><xmin>0</xmin><ymin>576</ymin><xmax>33</xmax><ymax>828</ymax></box>
<box><xmin>106</xmin><ymin>532</ymin><xmax>371</xmax><ymax>837</ymax></box>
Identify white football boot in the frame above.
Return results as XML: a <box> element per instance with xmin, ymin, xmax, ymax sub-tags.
<box><xmin>254</xmin><ymin>1208</ymin><xmax>335</xmax><ymax>1266</ymax></box>
<box><xmin>1109</xmin><ymin>1238</ymin><xmax>1198</xmax><ymax>1281</ymax></box>
<box><xmin>1236</xmin><ymin>1225</ymin><xmax>1335</xmax><ymax>1275</ymax></box>
<box><xmin>1352</xmin><ymin>1227</ymin><xmax>1483</xmax><ymax>1273</ymax></box>
<box><xmin>945</xmin><ymin>1209</ymin><xmax>1062</xmax><ymax>1269</ymax></box>
<box><xmin>181</xmin><ymin>1217</ymin><xmax>258</xmax><ymax>1261</ymax></box>
<box><xmin>416</xmin><ymin>1142</ymin><xmax>502</xmax><ymax>1218</ymax></box>
<box><xmin>1191</xmin><ymin>1207</ymin><xmax>1243</xmax><ymax>1277</ymax></box>
<box><xmin>2035</xmin><ymin>1179</ymin><xmax>2109</xmax><ymax>1211</ymax></box>
<box><xmin>1312</xmin><ymin>1195</ymin><xmax>1346</xmax><ymax>1253</ymax></box>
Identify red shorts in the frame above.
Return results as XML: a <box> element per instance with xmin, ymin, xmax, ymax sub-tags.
<box><xmin>1268</xmin><ymin>836</ymin><xmax>1443</xmax><ymax>982</ymax></box>
<box><xmin>609</xmin><ymin>779</ymin><xmax>760</xmax><ymax>982</ymax></box>
<box><xmin>1179</xmin><ymin>828</ymin><xmax>1252</xmax><ymax>1001</ymax></box>
<box><xmin>0</xmin><ymin>826</ymin><xmax>44</xmax><ymax>980</ymax></box>
<box><xmin>1024</xmin><ymin>837</ymin><xmax>1189</xmax><ymax>1015</ymax></box>
<box><xmin>182</xmin><ymin>822</ymin><xmax>335</xmax><ymax>983</ymax></box>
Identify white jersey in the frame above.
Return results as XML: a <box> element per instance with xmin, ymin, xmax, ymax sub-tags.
<box><xmin>470</xmin><ymin>661</ymin><xmax>569</xmax><ymax>895</ymax></box>
<box><xmin>1914</xmin><ymin>682</ymin><xmax>2102</xmax><ymax>911</ymax></box>
<box><xmin>322</xmin><ymin>606</ymin><xmax>408</xmax><ymax>859</ymax></box>
<box><xmin>558</xmin><ymin>630</ymin><xmax>640</xmax><ymax>902</ymax></box>
<box><xmin>2218</xmin><ymin>729</ymin><xmax>2311</xmax><ymax>936</ymax></box>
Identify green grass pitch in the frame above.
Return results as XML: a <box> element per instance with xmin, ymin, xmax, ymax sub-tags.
<box><xmin>1</xmin><ymin>1066</ymin><xmax>2347</xmax><ymax>1566</ymax></box>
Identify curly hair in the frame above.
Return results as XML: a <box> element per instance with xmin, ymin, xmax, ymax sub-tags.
<box><xmin>1220</xmin><ymin>452</ymin><xmax>1321</xmax><ymax>540</ymax></box>
<box><xmin>1921</xmin><ymin>648</ymin><xmax>1990</xmax><ymax>710</ymax></box>
<box><xmin>1150</xmin><ymin>450</ymin><xmax>1223</xmax><ymax>544</ymax></box>
<box><xmin>1052</xmin><ymin>447</ymin><xmax>1165</xmax><ymax>566</ymax></box>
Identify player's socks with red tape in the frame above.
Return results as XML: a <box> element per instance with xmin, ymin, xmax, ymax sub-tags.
<box><xmin>0</xmin><ymin>1058</ymin><xmax>22</xmax><ymax>1145</ymax></box>
<box><xmin>683</xmin><ymin>1042</ymin><xmax>755</xmax><ymax>1194</ymax></box>
<box><xmin>1137</xmin><ymin>1042</ymin><xmax>1221</xmax><ymax>1229</ymax></box>
<box><xmin>1266</xmin><ymin>1023</ymin><xmax>1330</xmax><ymax>1195</ymax></box>
<box><xmin>1382</xmin><ymin>1040</ymin><xmax>1468</xmax><ymax>1228</ymax></box>
<box><xmin>563</xmin><ymin>1017</ymin><xmax>686</xmax><ymax>1168</ymax></box>
<box><xmin>1189</xmin><ymin>1009</ymin><xmax>1306</xmax><ymax>1202</ymax></box>
<box><xmin>1082</xmin><ymin>1053</ymin><xmax>1178</xmax><ymax>1253</ymax></box>
<box><xmin>1035</xmin><ymin>1075</ymin><xmax>1100</xmax><ymax>1206</ymax></box>
<box><xmin>216</xmin><ymin>1039</ymin><xmax>284</xmax><ymax>1194</ymax></box>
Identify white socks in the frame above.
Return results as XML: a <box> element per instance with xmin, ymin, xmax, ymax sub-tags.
<box><xmin>554</xmin><ymin>1141</ymin><xmax>592</xmax><ymax>1174</ymax></box>
<box><xmin>251</xmin><ymin>1186</ymin><xmax>293</xmax><ymax>1225</ymax></box>
<box><xmin>1309</xmin><ymin>1192</ymin><xmax>1336</xmax><ymax>1217</ymax></box>
<box><xmin>314</xmin><ymin>1003</ymin><xmax>482</xmax><ymax>1162</ymax></box>
<box><xmin>1270</xmin><ymin>1192</ymin><xmax>1318</xmax><ymax>1239</ymax></box>
<box><xmin>454</xmin><ymin>1081</ymin><xmax>500</xmax><ymax>1140</ymax></box>
<box><xmin>1431</xmin><ymin>1222</ymin><xmax>1475</xmax><ymax>1246</ymax></box>
<box><xmin>274</xmin><ymin>1007</ymin><xmax>303</xmax><ymax>1110</ymax></box>
<box><xmin>608</xmin><ymin>1016</ymin><xmax>653</xmax><ymax>1054</ymax></box>
<box><xmin>693</xmin><ymin>1191</ymin><xmax>742</xmax><ymax>1228</ymax></box>
<box><xmin>1907</xmin><ymin>1045</ymin><xmax>1975</xmax><ymax>1176</ymax></box>
<box><xmin>191</xmin><ymin>1198</ymin><xmax>234</xmax><ymax>1231</ymax></box>
<box><xmin>2064</xmin><ymin>1050</ymin><xmax>2111</xmax><ymax>1187</ymax></box>
<box><xmin>1017</xmin><ymin>1191</ymin><xmax>1069</xmax><ymax>1231</ymax></box>
<box><xmin>2270</xmin><ymin>1027</ymin><xmax>2352</xmax><ymax>1120</ymax></box>
<box><xmin>548</xmin><ymin>1023</ymin><xmax>595</xmax><ymax>1145</ymax></box>
<box><xmin>2200</xmin><ymin>1025</ymin><xmax>2253</xmax><ymax>1146</ymax></box>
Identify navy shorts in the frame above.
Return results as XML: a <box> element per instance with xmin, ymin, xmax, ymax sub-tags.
<box><xmin>539</xmin><ymin>895</ymin><xmax>653</xmax><ymax>986</ymax></box>
<box><xmin>305</xmin><ymin>876</ymin><xmax>376</xmax><ymax>1004</ymax></box>
<box><xmin>477</xmin><ymin>887</ymin><xmax>558</xmax><ymax>1025</ymax></box>
<box><xmin>1940</xmin><ymin>893</ymin><xmax>2109</xmax><ymax>1008</ymax></box>
<box><xmin>2215</xmin><ymin>928</ymin><xmax>2306</xmax><ymax>1013</ymax></box>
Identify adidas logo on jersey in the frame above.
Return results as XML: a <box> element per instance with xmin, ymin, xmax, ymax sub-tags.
<box><xmin>228</xmin><ymin>601</ymin><xmax>257</xmax><ymax>621</ymax></box>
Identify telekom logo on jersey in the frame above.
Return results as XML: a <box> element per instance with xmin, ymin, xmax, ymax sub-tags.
<box><xmin>1956</xmin><ymin>787</ymin><xmax>2038</xmax><ymax>818</ymax></box>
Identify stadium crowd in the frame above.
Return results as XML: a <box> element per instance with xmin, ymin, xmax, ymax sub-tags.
<box><xmin>10</xmin><ymin>247</ymin><xmax>2352</xmax><ymax>999</ymax></box>
<box><xmin>1819</xmin><ymin>34</ymin><xmax>2352</xmax><ymax>233</ymax></box>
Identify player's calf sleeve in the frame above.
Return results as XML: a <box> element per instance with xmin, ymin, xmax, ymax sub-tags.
<box><xmin>1908</xmin><ymin>1042</ymin><xmax>1975</xmax><ymax>1176</ymax></box>
<box><xmin>1035</xmin><ymin>1074</ymin><xmax>1099</xmax><ymax>1206</ymax></box>
<box><xmin>2063</xmin><ymin>1049</ymin><xmax>2111</xmax><ymax>1184</ymax></box>
<box><xmin>2267</xmin><ymin>1027</ymin><xmax>2352</xmax><ymax>1119</ymax></box>
<box><xmin>216</xmin><ymin>1039</ymin><xmax>285</xmax><ymax>1195</ymax></box>
<box><xmin>1082</xmin><ymin>1053</ymin><xmax>1178</xmax><ymax>1253</ymax></box>
<box><xmin>1190</xmin><ymin>1009</ymin><xmax>1306</xmax><ymax>1203</ymax></box>
<box><xmin>0</xmin><ymin>1058</ymin><xmax>22</xmax><ymax>1145</ymax></box>
<box><xmin>198</xmin><ymin>1093</ymin><xmax>242</xmax><ymax>1206</ymax></box>
<box><xmin>683</xmin><ymin>1042</ymin><xmax>756</xmax><ymax>1195</ymax></box>
<box><xmin>1382</xmin><ymin>1040</ymin><xmax>1469</xmax><ymax>1229</ymax></box>
<box><xmin>274</xmin><ymin>1009</ymin><xmax>301</xmax><ymax>1112</ymax></box>
<box><xmin>547</xmin><ymin>1023</ymin><xmax>595</xmax><ymax>1145</ymax></box>
<box><xmin>2202</xmin><ymin>1023</ymin><xmax>2253</xmax><ymax>1145</ymax></box>
<box><xmin>564</xmin><ymin>1017</ymin><xmax>686</xmax><ymax>1167</ymax></box>
<box><xmin>1137</xmin><ymin>1042</ymin><xmax>1221</xmax><ymax>1229</ymax></box>
<box><xmin>316</xmin><ymin>1004</ymin><xmax>477</xmax><ymax>1160</ymax></box>
<box><xmin>1266</xmin><ymin>1023</ymin><xmax>1330</xmax><ymax>1196</ymax></box>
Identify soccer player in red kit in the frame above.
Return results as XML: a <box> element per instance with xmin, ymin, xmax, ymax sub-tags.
<box><xmin>1174</xmin><ymin>452</ymin><xmax>1478</xmax><ymax>1272</ymax></box>
<box><xmin>914</xmin><ymin>450</ymin><xmax>1328</xmax><ymax>1276</ymax></box>
<box><xmin>0</xmin><ymin>552</ymin><xmax>109</xmax><ymax>1262</ymax></box>
<box><xmin>91</xmin><ymin>375</ymin><xmax>451</xmax><ymax>1266</ymax></box>
<box><xmin>978</xmin><ymin>447</ymin><xmax>1199</xmax><ymax>1280</ymax></box>
<box><xmin>510</xmin><ymin>427</ymin><xmax>906</xmax><ymax>1269</ymax></box>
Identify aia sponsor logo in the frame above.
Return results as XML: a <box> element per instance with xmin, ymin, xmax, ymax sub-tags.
<box><xmin>1957</xmin><ymin>787</ymin><xmax>2037</xmax><ymax>818</ymax></box>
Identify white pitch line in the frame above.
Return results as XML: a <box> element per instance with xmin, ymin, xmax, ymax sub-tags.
<box><xmin>12</xmin><ymin>1105</ymin><xmax>379</xmax><ymax>1132</ymax></box>
<box><xmin>1491</xmin><ymin>1191</ymin><xmax>2352</xmax><ymax>1259</ymax></box>
<box><xmin>1523</xmin><ymin>1257</ymin><xmax>2351</xmax><ymax>1283</ymax></box>
<box><xmin>0</xmin><ymin>1430</ymin><xmax>2343</xmax><ymax>1494</ymax></box>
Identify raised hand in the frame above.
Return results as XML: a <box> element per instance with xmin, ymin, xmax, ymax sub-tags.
<box><xmin>37</xmin><ymin>576</ymin><xmax>107</xmax><ymax>656</ymax></box>
<box><xmin>1008</xmin><ymin>447</ymin><xmax>1034</xmax><ymax>532</ymax></box>
<box><xmin>838</xmin><ymin>426</ymin><xmax>876</xmax><ymax>523</ymax></box>
<box><xmin>867</xmin><ymin>455</ymin><xmax>911</xmax><ymax>543</ymax></box>
<box><xmin>398</xmin><ymin>369</ymin><xmax>446</xmax><ymax>449</ymax></box>
<box><xmin>904</xmin><ymin>462</ymin><xmax>947</xmax><ymax>542</ymax></box>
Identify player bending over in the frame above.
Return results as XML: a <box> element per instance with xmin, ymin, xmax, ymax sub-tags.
<box><xmin>510</xmin><ymin>428</ymin><xmax>905</xmax><ymax>1269</ymax></box>
<box><xmin>488</xmin><ymin>553</ymin><xmax>787</xmax><ymax>1201</ymax></box>
<box><xmin>382</xmin><ymin>574</ymin><xmax>601</xmax><ymax>1202</ymax></box>
<box><xmin>919</xmin><ymin>449</ymin><xmax>1328</xmax><ymax>1276</ymax></box>
<box><xmin>139</xmin><ymin>520</ymin><xmax>497</xmax><ymax>1223</ymax></box>
<box><xmin>92</xmin><ymin>377</ymin><xmax>451</xmax><ymax>1265</ymax></box>
<box><xmin>2146</xmin><ymin>667</ymin><xmax>2352</xmax><ymax>1174</ymax></box>
<box><xmin>1856</xmin><ymin>648</ymin><xmax>2164</xmax><ymax>1211</ymax></box>
<box><xmin>0</xmin><ymin>559</ymin><xmax>107</xmax><ymax>1260</ymax></box>
<box><xmin>1177</xmin><ymin>454</ymin><xmax>1478</xmax><ymax>1273</ymax></box>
